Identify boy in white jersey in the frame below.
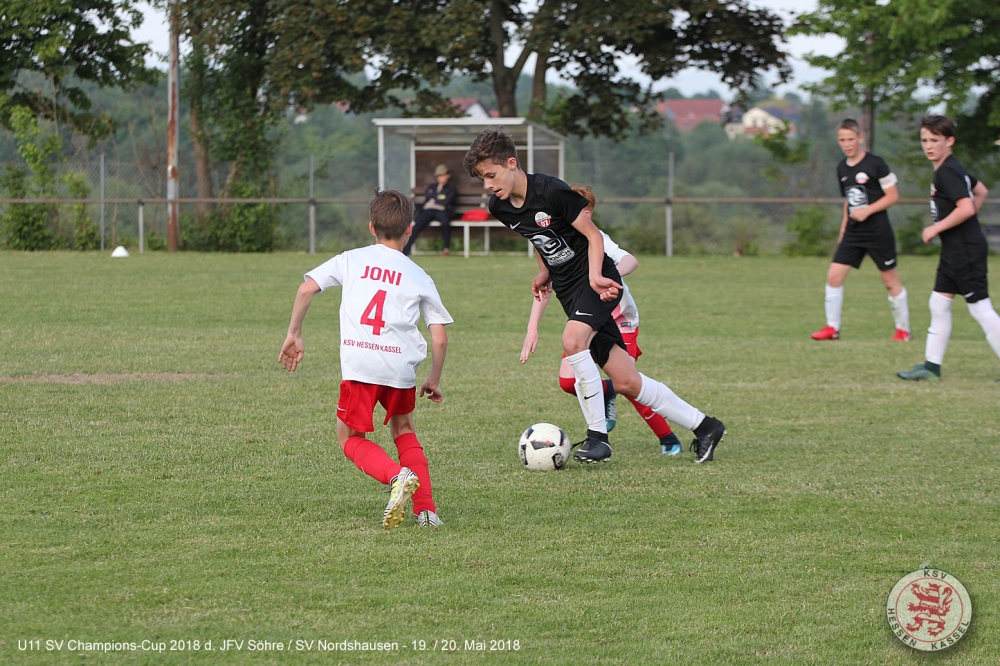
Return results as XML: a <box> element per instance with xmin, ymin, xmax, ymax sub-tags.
<box><xmin>520</xmin><ymin>185</ymin><xmax>684</xmax><ymax>456</ymax></box>
<box><xmin>279</xmin><ymin>189</ymin><xmax>453</xmax><ymax>528</ymax></box>
<box><xmin>466</xmin><ymin>128</ymin><xmax>726</xmax><ymax>464</ymax></box>
<box><xmin>811</xmin><ymin>118</ymin><xmax>910</xmax><ymax>341</ymax></box>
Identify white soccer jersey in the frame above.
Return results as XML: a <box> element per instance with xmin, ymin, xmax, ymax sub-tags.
<box><xmin>600</xmin><ymin>232</ymin><xmax>639</xmax><ymax>330</ymax></box>
<box><xmin>305</xmin><ymin>244</ymin><xmax>453</xmax><ymax>389</ymax></box>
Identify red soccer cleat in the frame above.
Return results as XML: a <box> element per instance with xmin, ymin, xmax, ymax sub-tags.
<box><xmin>891</xmin><ymin>328</ymin><xmax>912</xmax><ymax>341</ymax></box>
<box><xmin>811</xmin><ymin>325</ymin><xmax>840</xmax><ymax>340</ymax></box>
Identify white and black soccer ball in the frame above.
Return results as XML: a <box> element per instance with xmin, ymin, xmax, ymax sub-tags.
<box><xmin>518</xmin><ymin>423</ymin><xmax>571</xmax><ymax>471</ymax></box>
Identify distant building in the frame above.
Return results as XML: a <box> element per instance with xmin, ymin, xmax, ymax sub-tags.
<box><xmin>725</xmin><ymin>105</ymin><xmax>798</xmax><ymax>140</ymax></box>
<box><xmin>449</xmin><ymin>98</ymin><xmax>496</xmax><ymax>119</ymax></box>
<box><xmin>655</xmin><ymin>99</ymin><xmax>727</xmax><ymax>132</ymax></box>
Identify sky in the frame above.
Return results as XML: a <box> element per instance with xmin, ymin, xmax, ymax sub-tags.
<box><xmin>133</xmin><ymin>0</ymin><xmax>843</xmax><ymax>101</ymax></box>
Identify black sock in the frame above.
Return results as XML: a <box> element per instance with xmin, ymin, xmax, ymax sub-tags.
<box><xmin>694</xmin><ymin>416</ymin><xmax>717</xmax><ymax>438</ymax></box>
<box><xmin>924</xmin><ymin>361</ymin><xmax>942</xmax><ymax>376</ymax></box>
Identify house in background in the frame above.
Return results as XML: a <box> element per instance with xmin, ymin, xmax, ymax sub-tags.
<box><xmin>449</xmin><ymin>98</ymin><xmax>496</xmax><ymax>119</ymax></box>
<box><xmin>655</xmin><ymin>98</ymin><xmax>727</xmax><ymax>132</ymax></box>
<box><xmin>725</xmin><ymin>104</ymin><xmax>800</xmax><ymax>140</ymax></box>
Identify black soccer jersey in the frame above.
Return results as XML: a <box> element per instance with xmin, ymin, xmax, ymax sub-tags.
<box><xmin>837</xmin><ymin>152</ymin><xmax>895</xmax><ymax>226</ymax></box>
<box><xmin>930</xmin><ymin>156</ymin><xmax>986</xmax><ymax>257</ymax></box>
<box><xmin>488</xmin><ymin>173</ymin><xmax>616</xmax><ymax>294</ymax></box>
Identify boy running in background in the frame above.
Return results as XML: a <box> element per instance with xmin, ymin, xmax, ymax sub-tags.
<box><xmin>466</xmin><ymin>128</ymin><xmax>725</xmax><ymax>464</ymax></box>
<box><xmin>520</xmin><ymin>185</ymin><xmax>684</xmax><ymax>456</ymax></box>
<box><xmin>279</xmin><ymin>189</ymin><xmax>453</xmax><ymax>527</ymax></box>
<box><xmin>812</xmin><ymin>118</ymin><xmax>911</xmax><ymax>341</ymax></box>
<box><xmin>898</xmin><ymin>115</ymin><xmax>1000</xmax><ymax>381</ymax></box>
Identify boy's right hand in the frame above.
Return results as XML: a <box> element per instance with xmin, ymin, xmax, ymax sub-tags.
<box><xmin>279</xmin><ymin>334</ymin><xmax>304</xmax><ymax>372</ymax></box>
<box><xmin>531</xmin><ymin>272</ymin><xmax>552</xmax><ymax>301</ymax></box>
<box><xmin>591</xmin><ymin>274</ymin><xmax>622</xmax><ymax>301</ymax></box>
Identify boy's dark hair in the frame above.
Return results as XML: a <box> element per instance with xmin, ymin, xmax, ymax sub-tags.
<box><xmin>464</xmin><ymin>127</ymin><xmax>519</xmax><ymax>178</ymax></box>
<box><xmin>838</xmin><ymin>118</ymin><xmax>862</xmax><ymax>134</ymax></box>
<box><xmin>369</xmin><ymin>189</ymin><xmax>413</xmax><ymax>240</ymax></box>
<box><xmin>921</xmin><ymin>114</ymin><xmax>956</xmax><ymax>139</ymax></box>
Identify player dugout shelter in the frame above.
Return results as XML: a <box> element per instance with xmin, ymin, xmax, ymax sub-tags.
<box><xmin>371</xmin><ymin>118</ymin><xmax>567</xmax><ymax>257</ymax></box>
<box><xmin>371</xmin><ymin>117</ymin><xmax>566</xmax><ymax>201</ymax></box>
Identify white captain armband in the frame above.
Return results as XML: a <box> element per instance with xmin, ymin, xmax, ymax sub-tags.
<box><xmin>879</xmin><ymin>172</ymin><xmax>898</xmax><ymax>189</ymax></box>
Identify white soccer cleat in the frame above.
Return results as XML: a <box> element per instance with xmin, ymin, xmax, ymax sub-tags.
<box><xmin>383</xmin><ymin>467</ymin><xmax>419</xmax><ymax>529</ymax></box>
<box><xmin>416</xmin><ymin>510</ymin><xmax>442</xmax><ymax>527</ymax></box>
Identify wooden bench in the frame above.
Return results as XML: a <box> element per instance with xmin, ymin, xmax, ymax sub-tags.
<box><xmin>412</xmin><ymin>191</ymin><xmax>532</xmax><ymax>258</ymax></box>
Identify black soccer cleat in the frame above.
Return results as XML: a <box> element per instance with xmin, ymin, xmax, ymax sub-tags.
<box><xmin>572</xmin><ymin>437</ymin><xmax>612</xmax><ymax>464</ymax></box>
<box><xmin>690</xmin><ymin>416</ymin><xmax>726</xmax><ymax>463</ymax></box>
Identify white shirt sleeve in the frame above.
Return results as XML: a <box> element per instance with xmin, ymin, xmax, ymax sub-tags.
<box><xmin>600</xmin><ymin>231</ymin><xmax>631</xmax><ymax>266</ymax></box>
<box><xmin>304</xmin><ymin>253</ymin><xmax>347</xmax><ymax>291</ymax></box>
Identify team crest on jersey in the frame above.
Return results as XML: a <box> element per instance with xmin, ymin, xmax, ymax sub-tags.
<box><xmin>535</xmin><ymin>211</ymin><xmax>552</xmax><ymax>228</ymax></box>
<box><xmin>855</xmin><ymin>172</ymin><xmax>869</xmax><ymax>184</ymax></box>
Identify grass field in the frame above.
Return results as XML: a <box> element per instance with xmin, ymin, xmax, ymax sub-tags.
<box><xmin>2</xmin><ymin>250</ymin><xmax>999</xmax><ymax>665</ymax></box>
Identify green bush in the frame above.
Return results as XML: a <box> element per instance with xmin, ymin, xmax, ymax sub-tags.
<box><xmin>64</xmin><ymin>173</ymin><xmax>99</xmax><ymax>251</ymax></box>
<box><xmin>1</xmin><ymin>166</ymin><xmax>55</xmax><ymax>251</ymax></box>
<box><xmin>783</xmin><ymin>205</ymin><xmax>836</xmax><ymax>257</ymax></box>
<box><xmin>896</xmin><ymin>212</ymin><xmax>941</xmax><ymax>256</ymax></box>
<box><xmin>183</xmin><ymin>181</ymin><xmax>277</xmax><ymax>252</ymax></box>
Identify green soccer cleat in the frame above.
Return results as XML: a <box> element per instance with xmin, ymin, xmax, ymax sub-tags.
<box><xmin>897</xmin><ymin>363</ymin><xmax>941</xmax><ymax>381</ymax></box>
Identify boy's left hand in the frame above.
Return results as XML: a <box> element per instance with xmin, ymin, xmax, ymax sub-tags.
<box><xmin>279</xmin><ymin>335</ymin><xmax>304</xmax><ymax>372</ymax></box>
<box><xmin>420</xmin><ymin>381</ymin><xmax>443</xmax><ymax>403</ymax></box>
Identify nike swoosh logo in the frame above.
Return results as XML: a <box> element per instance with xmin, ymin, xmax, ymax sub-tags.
<box><xmin>510</xmin><ymin>221</ymin><xmax>521</xmax><ymax>229</ymax></box>
<box><xmin>583</xmin><ymin>392</ymin><xmax>600</xmax><ymax>400</ymax></box>
<box><xmin>840</xmin><ymin>177</ymin><xmax>848</xmax><ymax>181</ymax></box>
<box><xmin>884</xmin><ymin>259</ymin><xmax>896</xmax><ymax>266</ymax></box>
<box><xmin>965</xmin><ymin>292</ymin><xmax>975</xmax><ymax>298</ymax></box>
<box><xmin>574</xmin><ymin>310</ymin><xmax>592</xmax><ymax>316</ymax></box>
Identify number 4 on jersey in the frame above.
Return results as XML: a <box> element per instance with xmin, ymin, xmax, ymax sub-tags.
<box><xmin>361</xmin><ymin>289</ymin><xmax>387</xmax><ymax>335</ymax></box>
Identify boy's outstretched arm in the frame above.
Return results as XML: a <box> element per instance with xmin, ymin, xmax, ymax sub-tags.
<box><xmin>419</xmin><ymin>323</ymin><xmax>448</xmax><ymax>402</ymax></box>
<box><xmin>520</xmin><ymin>291</ymin><xmax>550</xmax><ymax>363</ymax></box>
<box><xmin>279</xmin><ymin>278</ymin><xmax>321</xmax><ymax>372</ymax></box>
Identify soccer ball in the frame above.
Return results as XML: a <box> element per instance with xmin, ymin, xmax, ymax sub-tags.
<box><xmin>518</xmin><ymin>423</ymin><xmax>571</xmax><ymax>471</ymax></box>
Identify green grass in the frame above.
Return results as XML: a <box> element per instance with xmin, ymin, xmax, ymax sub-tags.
<box><xmin>1</xmin><ymin>251</ymin><xmax>999</xmax><ymax>664</ymax></box>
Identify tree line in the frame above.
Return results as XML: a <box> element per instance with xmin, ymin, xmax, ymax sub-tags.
<box><xmin>2</xmin><ymin>0</ymin><xmax>999</xmax><ymax>251</ymax></box>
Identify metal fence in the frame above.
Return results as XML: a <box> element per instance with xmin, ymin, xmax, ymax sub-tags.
<box><xmin>2</xmin><ymin>155</ymin><xmax>998</xmax><ymax>255</ymax></box>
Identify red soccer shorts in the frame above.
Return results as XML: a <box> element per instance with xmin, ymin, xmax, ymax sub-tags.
<box><xmin>337</xmin><ymin>380</ymin><xmax>415</xmax><ymax>433</ymax></box>
<box><xmin>621</xmin><ymin>327</ymin><xmax>642</xmax><ymax>361</ymax></box>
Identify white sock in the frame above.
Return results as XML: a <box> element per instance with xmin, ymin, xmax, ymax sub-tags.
<box><xmin>968</xmin><ymin>298</ymin><xmax>1000</xmax><ymax>361</ymax></box>
<box><xmin>635</xmin><ymin>373</ymin><xmax>704</xmax><ymax>431</ymax></box>
<box><xmin>888</xmin><ymin>287</ymin><xmax>910</xmax><ymax>332</ymax></box>
<box><xmin>825</xmin><ymin>284</ymin><xmax>844</xmax><ymax>330</ymax></box>
<box><xmin>926</xmin><ymin>292</ymin><xmax>953</xmax><ymax>365</ymax></box>
<box><xmin>565</xmin><ymin>350</ymin><xmax>606</xmax><ymax>434</ymax></box>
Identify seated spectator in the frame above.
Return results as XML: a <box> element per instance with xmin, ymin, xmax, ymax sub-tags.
<box><xmin>404</xmin><ymin>164</ymin><xmax>458</xmax><ymax>256</ymax></box>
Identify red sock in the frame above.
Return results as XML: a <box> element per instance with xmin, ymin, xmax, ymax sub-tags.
<box><xmin>629</xmin><ymin>397</ymin><xmax>673</xmax><ymax>438</ymax></box>
<box><xmin>343</xmin><ymin>435</ymin><xmax>401</xmax><ymax>485</ymax></box>
<box><xmin>395</xmin><ymin>433</ymin><xmax>435</xmax><ymax>514</ymax></box>
<box><xmin>559</xmin><ymin>375</ymin><xmax>576</xmax><ymax>395</ymax></box>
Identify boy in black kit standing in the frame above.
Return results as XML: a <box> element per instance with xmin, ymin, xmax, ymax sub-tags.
<box><xmin>464</xmin><ymin>127</ymin><xmax>726</xmax><ymax>463</ymax></box>
<box><xmin>811</xmin><ymin>118</ymin><xmax>910</xmax><ymax>341</ymax></box>
<box><xmin>898</xmin><ymin>114</ymin><xmax>1000</xmax><ymax>381</ymax></box>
